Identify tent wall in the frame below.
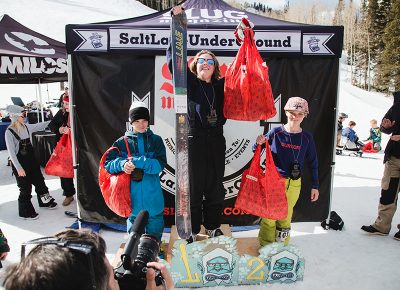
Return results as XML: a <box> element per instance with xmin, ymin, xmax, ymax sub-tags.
<box><xmin>72</xmin><ymin>54</ymin><xmax>338</xmax><ymax>225</ymax></box>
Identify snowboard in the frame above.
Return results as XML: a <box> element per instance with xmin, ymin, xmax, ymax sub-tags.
<box><xmin>171</xmin><ymin>11</ymin><xmax>192</xmax><ymax>239</ymax></box>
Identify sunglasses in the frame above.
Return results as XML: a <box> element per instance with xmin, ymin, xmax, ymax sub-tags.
<box><xmin>21</xmin><ymin>237</ymin><xmax>96</xmax><ymax>289</ymax></box>
<box><xmin>197</xmin><ymin>57</ymin><xmax>215</xmax><ymax>66</ymax></box>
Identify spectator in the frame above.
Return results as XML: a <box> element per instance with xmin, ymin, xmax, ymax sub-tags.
<box><xmin>361</xmin><ymin>95</ymin><xmax>400</xmax><ymax>240</ymax></box>
<box><xmin>2</xmin><ymin>229</ymin><xmax>174</xmax><ymax>290</ymax></box>
<box><xmin>48</xmin><ymin>93</ymin><xmax>75</xmax><ymax>206</ymax></box>
<box><xmin>0</xmin><ymin>228</ymin><xmax>10</xmax><ymax>269</ymax></box>
<box><xmin>366</xmin><ymin>119</ymin><xmax>382</xmax><ymax>151</ymax></box>
<box><xmin>5</xmin><ymin>105</ymin><xmax>57</xmax><ymax>220</ymax></box>
<box><xmin>57</xmin><ymin>87</ymin><xmax>69</xmax><ymax>108</ymax></box>
<box><xmin>341</xmin><ymin>121</ymin><xmax>364</xmax><ymax>151</ymax></box>
<box><xmin>337</xmin><ymin>112</ymin><xmax>348</xmax><ymax>146</ymax></box>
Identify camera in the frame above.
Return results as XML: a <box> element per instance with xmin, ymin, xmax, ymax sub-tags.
<box><xmin>114</xmin><ymin>210</ymin><xmax>164</xmax><ymax>290</ymax></box>
<box><xmin>131</xmin><ymin>168</ymin><xmax>144</xmax><ymax>181</ymax></box>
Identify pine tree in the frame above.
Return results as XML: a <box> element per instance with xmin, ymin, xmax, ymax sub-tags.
<box><xmin>374</xmin><ymin>0</ymin><xmax>393</xmax><ymax>90</ymax></box>
<box><xmin>381</xmin><ymin>0</ymin><xmax>400</xmax><ymax>92</ymax></box>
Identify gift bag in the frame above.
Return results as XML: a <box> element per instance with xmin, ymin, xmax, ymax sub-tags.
<box><xmin>98</xmin><ymin>137</ymin><xmax>132</xmax><ymax>218</ymax></box>
<box><xmin>44</xmin><ymin>131</ymin><xmax>73</xmax><ymax>178</ymax></box>
<box><xmin>264</xmin><ymin>142</ymin><xmax>288</xmax><ymax>220</ymax></box>
<box><xmin>235</xmin><ymin>145</ymin><xmax>269</xmax><ymax>218</ymax></box>
<box><xmin>224</xmin><ymin>25</ymin><xmax>276</xmax><ymax>121</ymax></box>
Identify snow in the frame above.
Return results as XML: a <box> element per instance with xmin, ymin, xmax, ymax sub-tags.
<box><xmin>1</xmin><ymin>1</ymin><xmax>399</xmax><ymax>290</ymax></box>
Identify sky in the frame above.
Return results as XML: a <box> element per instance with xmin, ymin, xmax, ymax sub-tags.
<box><xmin>0</xmin><ymin>1</ymin><xmax>399</xmax><ymax>289</ymax></box>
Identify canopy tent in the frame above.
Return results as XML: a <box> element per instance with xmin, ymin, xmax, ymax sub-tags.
<box><xmin>66</xmin><ymin>0</ymin><xmax>343</xmax><ymax>226</ymax></box>
<box><xmin>0</xmin><ymin>14</ymin><xmax>67</xmax><ymax>84</ymax></box>
<box><xmin>0</xmin><ymin>14</ymin><xmax>67</xmax><ymax>121</ymax></box>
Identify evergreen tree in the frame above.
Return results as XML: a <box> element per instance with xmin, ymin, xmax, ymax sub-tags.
<box><xmin>381</xmin><ymin>0</ymin><xmax>400</xmax><ymax>92</ymax></box>
<box><xmin>374</xmin><ymin>0</ymin><xmax>393</xmax><ymax>90</ymax></box>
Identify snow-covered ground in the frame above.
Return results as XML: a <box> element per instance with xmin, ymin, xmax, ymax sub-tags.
<box><xmin>1</xmin><ymin>1</ymin><xmax>399</xmax><ymax>289</ymax></box>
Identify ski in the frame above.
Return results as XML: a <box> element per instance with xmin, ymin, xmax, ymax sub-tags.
<box><xmin>171</xmin><ymin>10</ymin><xmax>192</xmax><ymax>239</ymax></box>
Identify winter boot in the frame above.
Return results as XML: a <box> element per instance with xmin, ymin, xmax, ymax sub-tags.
<box><xmin>37</xmin><ymin>193</ymin><xmax>57</xmax><ymax>209</ymax></box>
<box><xmin>62</xmin><ymin>196</ymin><xmax>74</xmax><ymax>206</ymax></box>
<box><xmin>206</xmin><ymin>228</ymin><xmax>224</xmax><ymax>238</ymax></box>
<box><xmin>361</xmin><ymin>225</ymin><xmax>389</xmax><ymax>236</ymax></box>
<box><xmin>18</xmin><ymin>200</ymin><xmax>39</xmax><ymax>220</ymax></box>
<box><xmin>186</xmin><ymin>233</ymin><xmax>198</xmax><ymax>244</ymax></box>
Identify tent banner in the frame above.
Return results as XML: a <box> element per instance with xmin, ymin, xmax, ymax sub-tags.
<box><xmin>73</xmin><ymin>54</ymin><xmax>337</xmax><ymax>226</ymax></box>
<box><xmin>71</xmin><ymin>27</ymin><xmax>339</xmax><ymax>56</ymax></box>
<box><xmin>0</xmin><ymin>55</ymin><xmax>67</xmax><ymax>77</ymax></box>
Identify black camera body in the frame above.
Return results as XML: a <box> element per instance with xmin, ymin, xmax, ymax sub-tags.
<box><xmin>114</xmin><ymin>211</ymin><xmax>164</xmax><ymax>290</ymax></box>
<box><xmin>131</xmin><ymin>168</ymin><xmax>144</xmax><ymax>181</ymax></box>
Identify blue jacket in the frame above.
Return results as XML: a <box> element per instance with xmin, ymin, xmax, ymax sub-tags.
<box><xmin>341</xmin><ymin>127</ymin><xmax>358</xmax><ymax>143</ymax></box>
<box><xmin>104</xmin><ymin>129</ymin><xmax>166</xmax><ymax>217</ymax></box>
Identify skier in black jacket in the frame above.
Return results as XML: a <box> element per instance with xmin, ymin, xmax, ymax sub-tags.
<box><xmin>361</xmin><ymin>91</ymin><xmax>400</xmax><ymax>241</ymax></box>
<box><xmin>48</xmin><ymin>94</ymin><xmax>75</xmax><ymax>206</ymax></box>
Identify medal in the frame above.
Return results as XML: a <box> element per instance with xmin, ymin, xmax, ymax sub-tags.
<box><xmin>199</xmin><ymin>80</ymin><xmax>218</xmax><ymax>127</ymax></box>
<box><xmin>207</xmin><ymin>108</ymin><xmax>218</xmax><ymax>126</ymax></box>
<box><xmin>289</xmin><ymin>160</ymin><xmax>301</xmax><ymax>180</ymax></box>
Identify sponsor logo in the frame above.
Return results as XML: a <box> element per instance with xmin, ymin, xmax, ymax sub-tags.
<box><xmin>303</xmin><ymin>33</ymin><xmax>334</xmax><ymax>55</ymax></box>
<box><xmin>158</xmin><ymin>8</ymin><xmax>246</xmax><ymax>24</ymax></box>
<box><xmin>110</xmin><ymin>29</ymin><xmax>301</xmax><ymax>52</ymax></box>
<box><xmin>73</xmin><ymin>29</ymin><xmax>108</xmax><ymax>51</ymax></box>
<box><xmin>0</xmin><ymin>56</ymin><xmax>67</xmax><ymax>75</ymax></box>
<box><xmin>5</xmin><ymin>32</ymin><xmax>55</xmax><ymax>55</ymax></box>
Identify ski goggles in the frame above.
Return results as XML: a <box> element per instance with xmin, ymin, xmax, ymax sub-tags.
<box><xmin>197</xmin><ymin>57</ymin><xmax>215</xmax><ymax>66</ymax></box>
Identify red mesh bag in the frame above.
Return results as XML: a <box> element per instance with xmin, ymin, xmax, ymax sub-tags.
<box><xmin>264</xmin><ymin>142</ymin><xmax>288</xmax><ymax>220</ymax></box>
<box><xmin>224</xmin><ymin>27</ymin><xmax>276</xmax><ymax>121</ymax></box>
<box><xmin>44</xmin><ymin>131</ymin><xmax>73</xmax><ymax>178</ymax></box>
<box><xmin>98</xmin><ymin>137</ymin><xmax>132</xmax><ymax>218</ymax></box>
<box><xmin>235</xmin><ymin>145</ymin><xmax>269</xmax><ymax>218</ymax></box>
<box><xmin>235</xmin><ymin>142</ymin><xmax>287</xmax><ymax>220</ymax></box>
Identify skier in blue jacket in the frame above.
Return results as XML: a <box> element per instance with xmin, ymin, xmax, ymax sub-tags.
<box><xmin>104</xmin><ymin>102</ymin><xmax>167</xmax><ymax>240</ymax></box>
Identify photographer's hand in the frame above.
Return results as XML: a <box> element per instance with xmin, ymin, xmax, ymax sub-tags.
<box><xmin>146</xmin><ymin>262</ymin><xmax>174</xmax><ymax>290</ymax></box>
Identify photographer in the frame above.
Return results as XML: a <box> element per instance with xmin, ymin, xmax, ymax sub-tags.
<box><xmin>104</xmin><ymin>102</ymin><xmax>167</xmax><ymax>240</ymax></box>
<box><xmin>2</xmin><ymin>229</ymin><xmax>174</xmax><ymax>290</ymax></box>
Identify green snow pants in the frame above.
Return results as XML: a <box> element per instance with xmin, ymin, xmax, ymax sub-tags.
<box><xmin>258</xmin><ymin>178</ymin><xmax>301</xmax><ymax>246</ymax></box>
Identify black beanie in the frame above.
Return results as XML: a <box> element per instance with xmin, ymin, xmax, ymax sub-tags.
<box><xmin>129</xmin><ymin>102</ymin><xmax>150</xmax><ymax>123</ymax></box>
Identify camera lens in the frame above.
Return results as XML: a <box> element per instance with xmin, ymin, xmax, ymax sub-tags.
<box><xmin>135</xmin><ymin>234</ymin><xmax>160</xmax><ymax>266</ymax></box>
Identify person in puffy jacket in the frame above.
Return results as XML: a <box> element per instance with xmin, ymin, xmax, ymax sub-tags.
<box><xmin>341</xmin><ymin>121</ymin><xmax>364</xmax><ymax>151</ymax></box>
<box><xmin>104</xmin><ymin>102</ymin><xmax>167</xmax><ymax>240</ymax></box>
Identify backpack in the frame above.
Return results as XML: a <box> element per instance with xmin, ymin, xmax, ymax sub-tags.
<box><xmin>321</xmin><ymin>211</ymin><xmax>344</xmax><ymax>230</ymax></box>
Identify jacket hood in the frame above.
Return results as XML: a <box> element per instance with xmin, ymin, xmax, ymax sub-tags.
<box><xmin>124</xmin><ymin>128</ymin><xmax>154</xmax><ymax>138</ymax></box>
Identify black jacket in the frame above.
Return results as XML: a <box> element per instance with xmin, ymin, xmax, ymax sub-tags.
<box><xmin>48</xmin><ymin>109</ymin><xmax>69</xmax><ymax>142</ymax></box>
<box><xmin>381</xmin><ymin>102</ymin><xmax>400</xmax><ymax>162</ymax></box>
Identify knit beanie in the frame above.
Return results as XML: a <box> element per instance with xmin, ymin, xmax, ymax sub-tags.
<box><xmin>6</xmin><ymin>105</ymin><xmax>25</xmax><ymax>122</ymax></box>
<box><xmin>129</xmin><ymin>101</ymin><xmax>150</xmax><ymax>123</ymax></box>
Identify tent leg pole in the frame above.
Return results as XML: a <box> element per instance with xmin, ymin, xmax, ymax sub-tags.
<box><xmin>38</xmin><ymin>79</ymin><xmax>45</xmax><ymax>122</ymax></box>
<box><xmin>326</xmin><ymin>58</ymin><xmax>342</xmax><ymax>228</ymax></box>
<box><xmin>68</xmin><ymin>54</ymin><xmax>81</xmax><ymax>229</ymax></box>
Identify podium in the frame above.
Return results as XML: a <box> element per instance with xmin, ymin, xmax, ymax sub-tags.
<box><xmin>113</xmin><ymin>224</ymin><xmax>305</xmax><ymax>288</ymax></box>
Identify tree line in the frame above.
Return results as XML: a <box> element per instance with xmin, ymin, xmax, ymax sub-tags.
<box><xmin>137</xmin><ymin>0</ymin><xmax>399</xmax><ymax>93</ymax></box>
